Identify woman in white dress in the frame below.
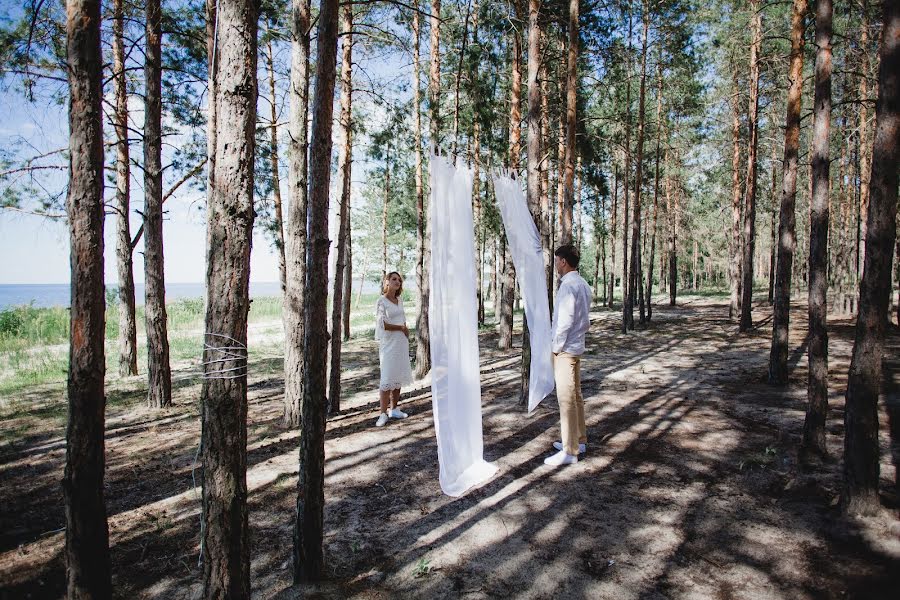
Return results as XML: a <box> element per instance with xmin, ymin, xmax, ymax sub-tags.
<box><xmin>374</xmin><ymin>271</ymin><xmax>414</xmax><ymax>426</ymax></box>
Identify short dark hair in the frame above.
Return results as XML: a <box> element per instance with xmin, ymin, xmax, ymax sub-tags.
<box><xmin>554</xmin><ymin>244</ymin><xmax>580</xmax><ymax>269</ymax></box>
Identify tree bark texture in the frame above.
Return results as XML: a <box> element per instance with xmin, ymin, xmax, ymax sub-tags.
<box><xmin>521</xmin><ymin>0</ymin><xmax>543</xmax><ymax>405</ymax></box>
<box><xmin>768</xmin><ymin>142</ymin><xmax>777</xmax><ymax>304</ymax></box>
<box><xmin>858</xmin><ymin>0</ymin><xmax>872</xmax><ymax>278</ymax></box>
<box><xmin>200</xmin><ymin>0</ymin><xmax>257</xmax><ymax>596</ymax></box>
<box><xmin>412</xmin><ymin>5</ymin><xmax>428</xmax><ymax>371</ymax></box>
<box><xmin>647</xmin><ymin>53</ymin><xmax>663</xmax><ymax>322</ymax></box>
<box><xmin>559</xmin><ymin>0</ymin><xmax>578</xmax><ymax>246</ymax></box>
<box><xmin>329</xmin><ymin>2</ymin><xmax>353</xmax><ymax>415</ymax></box>
<box><xmin>144</xmin><ymin>0</ymin><xmax>172</xmax><ymax>409</ymax></box>
<box><xmin>415</xmin><ymin>0</ymin><xmax>440</xmax><ymax>379</ymax></box>
<box><xmin>284</xmin><ymin>0</ymin><xmax>311</xmax><ymax>428</ymax></box>
<box><xmin>729</xmin><ymin>61</ymin><xmax>743</xmax><ymax>321</ymax></box>
<box><xmin>628</xmin><ymin>10</ymin><xmax>648</xmax><ymax>328</ymax></box>
<box><xmin>609</xmin><ymin>162</ymin><xmax>618</xmax><ymax>307</ymax></box>
<box><xmin>113</xmin><ymin>0</ymin><xmax>137</xmax><ymax>378</ymax></box>
<box><xmin>64</xmin><ymin>0</ymin><xmax>111</xmax><ymax>596</ymax></box>
<box><xmin>768</xmin><ymin>0</ymin><xmax>807</xmax><ymax>384</ymax></box>
<box><xmin>802</xmin><ymin>0</ymin><xmax>832</xmax><ymax>462</ymax></box>
<box><xmin>622</xmin><ymin>7</ymin><xmax>633</xmax><ymax>332</ymax></box>
<box><xmin>843</xmin><ymin>0</ymin><xmax>899</xmax><ymax>516</ymax></box>
<box><xmin>295</xmin><ymin>0</ymin><xmax>339</xmax><ymax>580</ymax></box>
<box><xmin>739</xmin><ymin>0</ymin><xmax>762</xmax><ymax>332</ymax></box>
<box><xmin>265</xmin><ymin>27</ymin><xmax>287</xmax><ymax>294</ymax></box>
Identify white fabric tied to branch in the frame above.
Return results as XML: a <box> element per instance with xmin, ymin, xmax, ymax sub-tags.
<box><xmin>492</xmin><ymin>170</ymin><xmax>555</xmax><ymax>413</ymax></box>
<box><xmin>429</xmin><ymin>151</ymin><xmax>498</xmax><ymax>497</ymax></box>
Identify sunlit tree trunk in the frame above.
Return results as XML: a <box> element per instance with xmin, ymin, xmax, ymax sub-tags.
<box><xmin>294</xmin><ymin>0</ymin><xmax>340</xmax><ymax>580</ymax></box>
<box><xmin>265</xmin><ymin>25</ymin><xmax>287</xmax><ymax>293</ymax></box>
<box><xmin>200</xmin><ymin>0</ymin><xmax>257</xmax><ymax>595</ymax></box>
<box><xmin>63</xmin><ymin>0</ymin><xmax>111</xmax><ymax>595</ymax></box>
<box><xmin>768</xmin><ymin>0</ymin><xmax>808</xmax><ymax>384</ymax></box>
<box><xmin>144</xmin><ymin>0</ymin><xmax>171</xmax><ymax>409</ymax></box>
<box><xmin>739</xmin><ymin>0</ymin><xmax>762</xmax><ymax>332</ymax></box>
<box><xmin>283</xmin><ymin>0</ymin><xmax>311</xmax><ymax>428</ymax></box>
<box><xmin>328</xmin><ymin>1</ymin><xmax>353</xmax><ymax>414</ymax></box>
<box><xmin>729</xmin><ymin>59</ymin><xmax>743</xmax><ymax>321</ymax></box>
<box><xmin>113</xmin><ymin>0</ymin><xmax>137</xmax><ymax>378</ymax></box>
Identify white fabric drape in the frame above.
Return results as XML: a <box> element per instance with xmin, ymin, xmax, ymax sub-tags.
<box><xmin>492</xmin><ymin>171</ymin><xmax>555</xmax><ymax>413</ymax></box>
<box><xmin>429</xmin><ymin>153</ymin><xmax>497</xmax><ymax>497</ymax></box>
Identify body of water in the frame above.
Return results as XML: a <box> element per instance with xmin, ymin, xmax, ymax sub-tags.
<box><xmin>0</xmin><ymin>282</ymin><xmax>286</xmax><ymax>310</ymax></box>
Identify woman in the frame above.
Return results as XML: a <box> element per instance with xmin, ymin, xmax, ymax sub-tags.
<box><xmin>374</xmin><ymin>271</ymin><xmax>414</xmax><ymax>426</ymax></box>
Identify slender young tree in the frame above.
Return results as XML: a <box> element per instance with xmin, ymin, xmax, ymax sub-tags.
<box><xmin>412</xmin><ymin>4</ymin><xmax>427</xmax><ymax>356</ymax></box>
<box><xmin>622</xmin><ymin>5</ymin><xmax>634</xmax><ymax>332</ymax></box>
<box><xmin>264</xmin><ymin>23</ymin><xmax>287</xmax><ymax>293</ymax></box>
<box><xmin>144</xmin><ymin>0</ymin><xmax>172</xmax><ymax>408</ymax></box>
<box><xmin>520</xmin><ymin>0</ymin><xmax>542</xmax><ymax>404</ymax></box>
<box><xmin>200</xmin><ymin>0</ymin><xmax>257</xmax><ymax>594</ymax></box>
<box><xmin>646</xmin><ymin>48</ymin><xmax>663</xmax><ymax>322</ymax></box>
<box><xmin>627</xmin><ymin>5</ymin><xmax>649</xmax><ymax>327</ymax></box>
<box><xmin>499</xmin><ymin>0</ymin><xmax>522</xmax><ymax>350</ymax></box>
<box><xmin>802</xmin><ymin>0</ymin><xmax>832</xmax><ymax>462</ymax></box>
<box><xmin>768</xmin><ymin>0</ymin><xmax>808</xmax><ymax>384</ymax></box>
<box><xmin>283</xmin><ymin>0</ymin><xmax>312</xmax><ymax>428</ymax></box>
<box><xmin>560</xmin><ymin>0</ymin><xmax>579</xmax><ymax>245</ymax></box>
<box><xmin>609</xmin><ymin>162</ymin><xmax>618</xmax><ymax>306</ymax></box>
<box><xmin>63</xmin><ymin>0</ymin><xmax>111</xmax><ymax>596</ymax></box>
<box><xmin>857</xmin><ymin>0</ymin><xmax>872</xmax><ymax>278</ymax></box>
<box><xmin>113</xmin><ymin>0</ymin><xmax>137</xmax><ymax>377</ymax></box>
<box><xmin>728</xmin><ymin>57</ymin><xmax>743</xmax><ymax>321</ymax></box>
<box><xmin>843</xmin><ymin>0</ymin><xmax>899</xmax><ymax>515</ymax></box>
<box><xmin>415</xmin><ymin>0</ymin><xmax>440</xmax><ymax>378</ymax></box>
<box><xmin>294</xmin><ymin>0</ymin><xmax>340</xmax><ymax>580</ymax></box>
<box><xmin>329</xmin><ymin>0</ymin><xmax>353</xmax><ymax>414</ymax></box>
<box><xmin>739</xmin><ymin>0</ymin><xmax>762</xmax><ymax>332</ymax></box>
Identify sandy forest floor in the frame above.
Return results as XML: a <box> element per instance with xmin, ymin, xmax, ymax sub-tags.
<box><xmin>1</xmin><ymin>296</ymin><xmax>899</xmax><ymax>599</ymax></box>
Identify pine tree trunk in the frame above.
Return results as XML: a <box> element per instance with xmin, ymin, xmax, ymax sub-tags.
<box><xmin>739</xmin><ymin>0</ymin><xmax>762</xmax><ymax>332</ymax></box>
<box><xmin>294</xmin><ymin>0</ymin><xmax>339</xmax><ymax>580</ymax></box>
<box><xmin>283</xmin><ymin>0</ymin><xmax>311</xmax><ymax>428</ymax></box>
<box><xmin>200</xmin><ymin>0</ymin><xmax>257</xmax><ymax>594</ymax></box>
<box><xmin>622</xmin><ymin>7</ymin><xmax>633</xmax><ymax>333</ymax></box>
<box><xmin>666</xmin><ymin>147</ymin><xmax>678</xmax><ymax>306</ymax></box>
<box><xmin>628</xmin><ymin>10</ymin><xmax>648</xmax><ymax>327</ymax></box>
<box><xmin>843</xmin><ymin>0</ymin><xmax>899</xmax><ymax>516</ymax></box>
<box><xmin>729</xmin><ymin>61</ymin><xmax>743</xmax><ymax>321</ymax></box>
<box><xmin>499</xmin><ymin>0</ymin><xmax>522</xmax><ymax>351</ymax></box>
<box><xmin>600</xmin><ymin>193</ymin><xmax>609</xmax><ymax>304</ymax></box>
<box><xmin>521</xmin><ymin>0</ymin><xmax>543</xmax><ymax>406</ymax></box>
<box><xmin>857</xmin><ymin>0</ymin><xmax>872</xmax><ymax>279</ymax></box>
<box><xmin>265</xmin><ymin>27</ymin><xmax>287</xmax><ymax>294</ymax></box>
<box><xmin>768</xmin><ymin>0</ymin><xmax>808</xmax><ymax>384</ymax></box>
<box><xmin>451</xmin><ymin>0</ymin><xmax>471</xmax><ymax>158</ymax></box>
<box><xmin>412</xmin><ymin>5</ymin><xmax>428</xmax><ymax>374</ymax></box>
<box><xmin>415</xmin><ymin>0</ymin><xmax>439</xmax><ymax>379</ymax></box>
<box><xmin>647</xmin><ymin>54</ymin><xmax>663</xmax><ymax>322</ymax></box>
<box><xmin>144</xmin><ymin>0</ymin><xmax>171</xmax><ymax>409</ymax></box>
<box><xmin>343</xmin><ymin>226</ymin><xmax>352</xmax><ymax>341</ymax></box>
<box><xmin>540</xmin><ymin>48</ymin><xmax>553</xmax><ymax>303</ymax></box>
<box><xmin>609</xmin><ymin>162</ymin><xmax>618</xmax><ymax>307</ymax></box>
<box><xmin>559</xmin><ymin>0</ymin><xmax>578</xmax><ymax>246</ymax></box>
<box><xmin>768</xmin><ymin>142</ymin><xmax>777</xmax><ymax>304</ymax></box>
<box><xmin>802</xmin><ymin>0</ymin><xmax>832</xmax><ymax>462</ymax></box>
<box><xmin>328</xmin><ymin>2</ymin><xmax>353</xmax><ymax>415</ymax></box>
<box><xmin>382</xmin><ymin>155</ymin><xmax>389</xmax><ymax>277</ymax></box>
<box><xmin>64</xmin><ymin>0</ymin><xmax>111</xmax><ymax>595</ymax></box>
<box><xmin>113</xmin><ymin>0</ymin><xmax>137</xmax><ymax>378</ymax></box>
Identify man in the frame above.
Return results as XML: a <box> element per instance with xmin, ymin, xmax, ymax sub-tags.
<box><xmin>545</xmin><ymin>244</ymin><xmax>592</xmax><ymax>466</ymax></box>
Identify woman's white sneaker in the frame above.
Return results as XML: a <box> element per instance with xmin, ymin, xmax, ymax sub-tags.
<box><xmin>375</xmin><ymin>413</ymin><xmax>389</xmax><ymax>427</ymax></box>
<box><xmin>388</xmin><ymin>408</ymin><xmax>408</xmax><ymax>419</ymax></box>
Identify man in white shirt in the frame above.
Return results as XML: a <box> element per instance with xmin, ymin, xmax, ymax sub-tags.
<box><xmin>545</xmin><ymin>244</ymin><xmax>593</xmax><ymax>466</ymax></box>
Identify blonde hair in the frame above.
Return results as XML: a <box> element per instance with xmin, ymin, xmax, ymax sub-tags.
<box><xmin>382</xmin><ymin>271</ymin><xmax>403</xmax><ymax>299</ymax></box>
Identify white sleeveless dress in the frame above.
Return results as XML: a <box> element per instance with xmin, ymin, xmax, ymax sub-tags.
<box><xmin>375</xmin><ymin>295</ymin><xmax>414</xmax><ymax>391</ymax></box>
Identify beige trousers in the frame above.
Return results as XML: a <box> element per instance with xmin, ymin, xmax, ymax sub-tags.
<box><xmin>554</xmin><ymin>352</ymin><xmax>586</xmax><ymax>456</ymax></box>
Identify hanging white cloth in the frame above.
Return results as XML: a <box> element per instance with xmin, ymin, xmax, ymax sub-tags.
<box><xmin>429</xmin><ymin>152</ymin><xmax>498</xmax><ymax>497</ymax></box>
<box><xmin>492</xmin><ymin>170</ymin><xmax>555</xmax><ymax>413</ymax></box>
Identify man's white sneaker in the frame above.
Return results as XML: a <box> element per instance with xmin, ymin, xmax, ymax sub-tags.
<box><xmin>388</xmin><ymin>408</ymin><xmax>408</xmax><ymax>419</ymax></box>
<box><xmin>375</xmin><ymin>413</ymin><xmax>389</xmax><ymax>427</ymax></box>
<box><xmin>553</xmin><ymin>441</ymin><xmax>586</xmax><ymax>454</ymax></box>
<box><xmin>543</xmin><ymin>450</ymin><xmax>578</xmax><ymax>466</ymax></box>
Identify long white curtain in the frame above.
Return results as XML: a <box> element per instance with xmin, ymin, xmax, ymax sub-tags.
<box><xmin>492</xmin><ymin>171</ymin><xmax>555</xmax><ymax>412</ymax></box>
<box><xmin>429</xmin><ymin>153</ymin><xmax>497</xmax><ymax>497</ymax></box>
